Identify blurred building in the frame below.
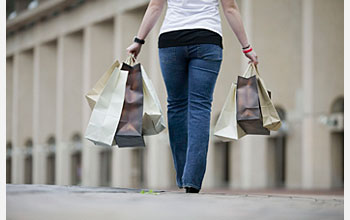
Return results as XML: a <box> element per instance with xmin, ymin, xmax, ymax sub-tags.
<box><xmin>6</xmin><ymin>0</ymin><xmax>344</xmax><ymax>190</ymax></box>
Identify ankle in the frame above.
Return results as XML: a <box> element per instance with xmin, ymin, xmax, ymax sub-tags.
<box><xmin>185</xmin><ymin>186</ymin><xmax>200</xmax><ymax>193</ymax></box>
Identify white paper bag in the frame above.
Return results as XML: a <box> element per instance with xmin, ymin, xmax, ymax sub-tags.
<box><xmin>85</xmin><ymin>59</ymin><xmax>120</xmax><ymax>110</ymax></box>
<box><xmin>213</xmin><ymin>82</ymin><xmax>246</xmax><ymax>141</ymax></box>
<box><xmin>140</xmin><ymin>65</ymin><xmax>166</xmax><ymax>135</ymax></box>
<box><xmin>84</xmin><ymin>66</ymin><xmax>129</xmax><ymax>147</ymax></box>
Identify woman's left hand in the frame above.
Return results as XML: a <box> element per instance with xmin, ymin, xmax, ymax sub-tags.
<box><xmin>245</xmin><ymin>50</ymin><xmax>258</xmax><ymax>65</ymax></box>
<box><xmin>126</xmin><ymin>42</ymin><xmax>142</xmax><ymax>58</ymax></box>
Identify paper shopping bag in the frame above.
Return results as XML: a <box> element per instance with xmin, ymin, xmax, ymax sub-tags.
<box><xmin>85</xmin><ymin>54</ymin><xmax>166</xmax><ymax>147</ymax></box>
<box><xmin>239</xmin><ymin>63</ymin><xmax>281</xmax><ymax>132</ymax></box>
<box><xmin>85</xmin><ymin>59</ymin><xmax>120</xmax><ymax>109</ymax></box>
<box><xmin>140</xmin><ymin>64</ymin><xmax>166</xmax><ymax>135</ymax></box>
<box><xmin>255</xmin><ymin>69</ymin><xmax>282</xmax><ymax>131</ymax></box>
<box><xmin>213</xmin><ymin>82</ymin><xmax>246</xmax><ymax>141</ymax></box>
<box><xmin>84</xmin><ymin>63</ymin><xmax>129</xmax><ymax>147</ymax></box>
<box><xmin>236</xmin><ymin>73</ymin><xmax>270</xmax><ymax>135</ymax></box>
<box><xmin>114</xmin><ymin>62</ymin><xmax>145</xmax><ymax>147</ymax></box>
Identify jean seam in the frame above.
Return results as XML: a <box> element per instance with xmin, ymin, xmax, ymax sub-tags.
<box><xmin>191</xmin><ymin>65</ymin><xmax>220</xmax><ymax>76</ymax></box>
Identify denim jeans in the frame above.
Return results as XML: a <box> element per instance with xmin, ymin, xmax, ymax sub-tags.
<box><xmin>158</xmin><ymin>44</ymin><xmax>223</xmax><ymax>190</ymax></box>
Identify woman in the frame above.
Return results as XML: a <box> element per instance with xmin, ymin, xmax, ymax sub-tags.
<box><xmin>126</xmin><ymin>0</ymin><xmax>258</xmax><ymax>193</ymax></box>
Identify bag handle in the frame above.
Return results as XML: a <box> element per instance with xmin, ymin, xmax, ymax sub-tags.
<box><xmin>242</xmin><ymin>63</ymin><xmax>260</xmax><ymax>78</ymax></box>
<box><xmin>252</xmin><ymin>63</ymin><xmax>260</xmax><ymax>76</ymax></box>
<box><xmin>125</xmin><ymin>53</ymin><xmax>137</xmax><ymax>66</ymax></box>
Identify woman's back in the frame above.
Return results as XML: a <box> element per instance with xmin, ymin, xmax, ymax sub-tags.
<box><xmin>160</xmin><ymin>0</ymin><xmax>222</xmax><ymax>37</ymax></box>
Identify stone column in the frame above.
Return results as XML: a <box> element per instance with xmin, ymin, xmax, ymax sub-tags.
<box><xmin>202</xmin><ymin>138</ymin><xmax>226</xmax><ymax>189</ymax></box>
<box><xmin>301</xmin><ymin>0</ymin><xmax>314</xmax><ymax>190</ymax></box>
<box><xmin>56</xmin><ymin>31</ymin><xmax>84</xmax><ymax>185</ymax></box>
<box><xmin>55</xmin><ymin>36</ymin><xmax>66</xmax><ymax>185</ymax></box>
<box><xmin>302</xmin><ymin>0</ymin><xmax>344</xmax><ymax>189</ymax></box>
<box><xmin>111</xmin><ymin>13</ymin><xmax>139</xmax><ymax>188</ymax></box>
<box><xmin>13</xmin><ymin>50</ymin><xmax>34</xmax><ymax>184</ymax></box>
<box><xmin>229</xmin><ymin>142</ymin><xmax>242</xmax><ymax>189</ymax></box>
<box><xmin>32</xmin><ymin>45</ymin><xmax>44</xmax><ymax>184</ymax></box>
<box><xmin>6</xmin><ymin>57</ymin><xmax>14</xmax><ymax>183</ymax></box>
<box><xmin>81</xmin><ymin>26</ymin><xmax>100</xmax><ymax>187</ymax></box>
<box><xmin>238</xmin><ymin>0</ymin><xmax>270</xmax><ymax>189</ymax></box>
<box><xmin>82</xmin><ymin>19</ymin><xmax>114</xmax><ymax>186</ymax></box>
<box><xmin>6</xmin><ymin>57</ymin><xmax>13</xmax><ymax>149</ymax></box>
<box><xmin>11</xmin><ymin>53</ymin><xmax>20</xmax><ymax>184</ymax></box>
<box><xmin>33</xmin><ymin>41</ymin><xmax>58</xmax><ymax>184</ymax></box>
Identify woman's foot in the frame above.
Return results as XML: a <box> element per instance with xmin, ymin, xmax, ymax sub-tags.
<box><xmin>185</xmin><ymin>186</ymin><xmax>200</xmax><ymax>193</ymax></box>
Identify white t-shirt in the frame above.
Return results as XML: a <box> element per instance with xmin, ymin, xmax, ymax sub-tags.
<box><xmin>159</xmin><ymin>0</ymin><xmax>222</xmax><ymax>37</ymax></box>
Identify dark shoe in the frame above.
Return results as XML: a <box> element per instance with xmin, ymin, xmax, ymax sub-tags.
<box><xmin>185</xmin><ymin>186</ymin><xmax>200</xmax><ymax>193</ymax></box>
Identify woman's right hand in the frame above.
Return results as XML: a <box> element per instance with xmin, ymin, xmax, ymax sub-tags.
<box><xmin>126</xmin><ymin>42</ymin><xmax>142</xmax><ymax>58</ymax></box>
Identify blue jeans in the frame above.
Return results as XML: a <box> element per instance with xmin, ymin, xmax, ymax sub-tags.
<box><xmin>158</xmin><ymin>44</ymin><xmax>223</xmax><ymax>190</ymax></box>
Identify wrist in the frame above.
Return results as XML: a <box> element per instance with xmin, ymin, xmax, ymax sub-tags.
<box><xmin>242</xmin><ymin>44</ymin><xmax>250</xmax><ymax>50</ymax></box>
<box><xmin>242</xmin><ymin>45</ymin><xmax>253</xmax><ymax>54</ymax></box>
<box><xmin>134</xmin><ymin>36</ymin><xmax>145</xmax><ymax>45</ymax></box>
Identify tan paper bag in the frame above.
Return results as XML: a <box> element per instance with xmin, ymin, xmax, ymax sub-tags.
<box><xmin>85</xmin><ymin>59</ymin><xmax>120</xmax><ymax>109</ymax></box>
<box><xmin>213</xmin><ymin>82</ymin><xmax>247</xmax><ymax>141</ymax></box>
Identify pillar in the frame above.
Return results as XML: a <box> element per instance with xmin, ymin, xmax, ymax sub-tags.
<box><xmin>82</xmin><ymin>18</ymin><xmax>114</xmax><ymax>186</ymax></box>
<box><xmin>13</xmin><ymin>49</ymin><xmax>34</xmax><ymax>184</ymax></box>
<box><xmin>33</xmin><ymin>40</ymin><xmax>58</xmax><ymax>184</ymax></box>
<box><xmin>56</xmin><ymin>31</ymin><xmax>84</xmax><ymax>185</ymax></box>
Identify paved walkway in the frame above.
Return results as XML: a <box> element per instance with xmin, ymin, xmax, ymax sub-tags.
<box><xmin>7</xmin><ymin>184</ymin><xmax>344</xmax><ymax>220</ymax></box>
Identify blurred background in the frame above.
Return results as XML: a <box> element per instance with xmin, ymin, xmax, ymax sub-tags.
<box><xmin>6</xmin><ymin>0</ymin><xmax>343</xmax><ymax>193</ymax></box>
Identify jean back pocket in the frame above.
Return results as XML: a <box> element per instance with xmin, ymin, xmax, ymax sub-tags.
<box><xmin>197</xmin><ymin>44</ymin><xmax>223</xmax><ymax>61</ymax></box>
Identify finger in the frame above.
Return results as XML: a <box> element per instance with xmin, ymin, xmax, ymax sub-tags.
<box><xmin>126</xmin><ymin>48</ymin><xmax>133</xmax><ymax>54</ymax></box>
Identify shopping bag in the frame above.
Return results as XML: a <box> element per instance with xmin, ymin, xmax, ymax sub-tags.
<box><xmin>114</xmin><ymin>56</ymin><xmax>166</xmax><ymax>146</ymax></box>
<box><xmin>213</xmin><ymin>82</ymin><xmax>247</xmax><ymax>141</ymax></box>
<box><xmin>140</xmin><ymin>64</ymin><xmax>166</xmax><ymax>135</ymax></box>
<box><xmin>114</xmin><ymin>62</ymin><xmax>145</xmax><ymax>147</ymax></box>
<box><xmin>85</xmin><ymin>59</ymin><xmax>120</xmax><ymax>109</ymax></box>
<box><xmin>85</xmin><ymin>54</ymin><xmax>166</xmax><ymax>147</ymax></box>
<box><xmin>84</xmin><ymin>59</ymin><xmax>129</xmax><ymax>147</ymax></box>
<box><xmin>254</xmin><ymin>66</ymin><xmax>282</xmax><ymax>131</ymax></box>
<box><xmin>239</xmin><ymin>64</ymin><xmax>281</xmax><ymax>132</ymax></box>
<box><xmin>236</xmin><ymin>68</ymin><xmax>270</xmax><ymax>135</ymax></box>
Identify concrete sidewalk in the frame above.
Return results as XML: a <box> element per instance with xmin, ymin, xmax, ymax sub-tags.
<box><xmin>6</xmin><ymin>184</ymin><xmax>344</xmax><ymax>220</ymax></box>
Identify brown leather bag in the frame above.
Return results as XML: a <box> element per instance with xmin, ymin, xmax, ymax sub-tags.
<box><xmin>114</xmin><ymin>62</ymin><xmax>145</xmax><ymax>147</ymax></box>
<box><xmin>236</xmin><ymin>75</ymin><xmax>271</xmax><ymax>135</ymax></box>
